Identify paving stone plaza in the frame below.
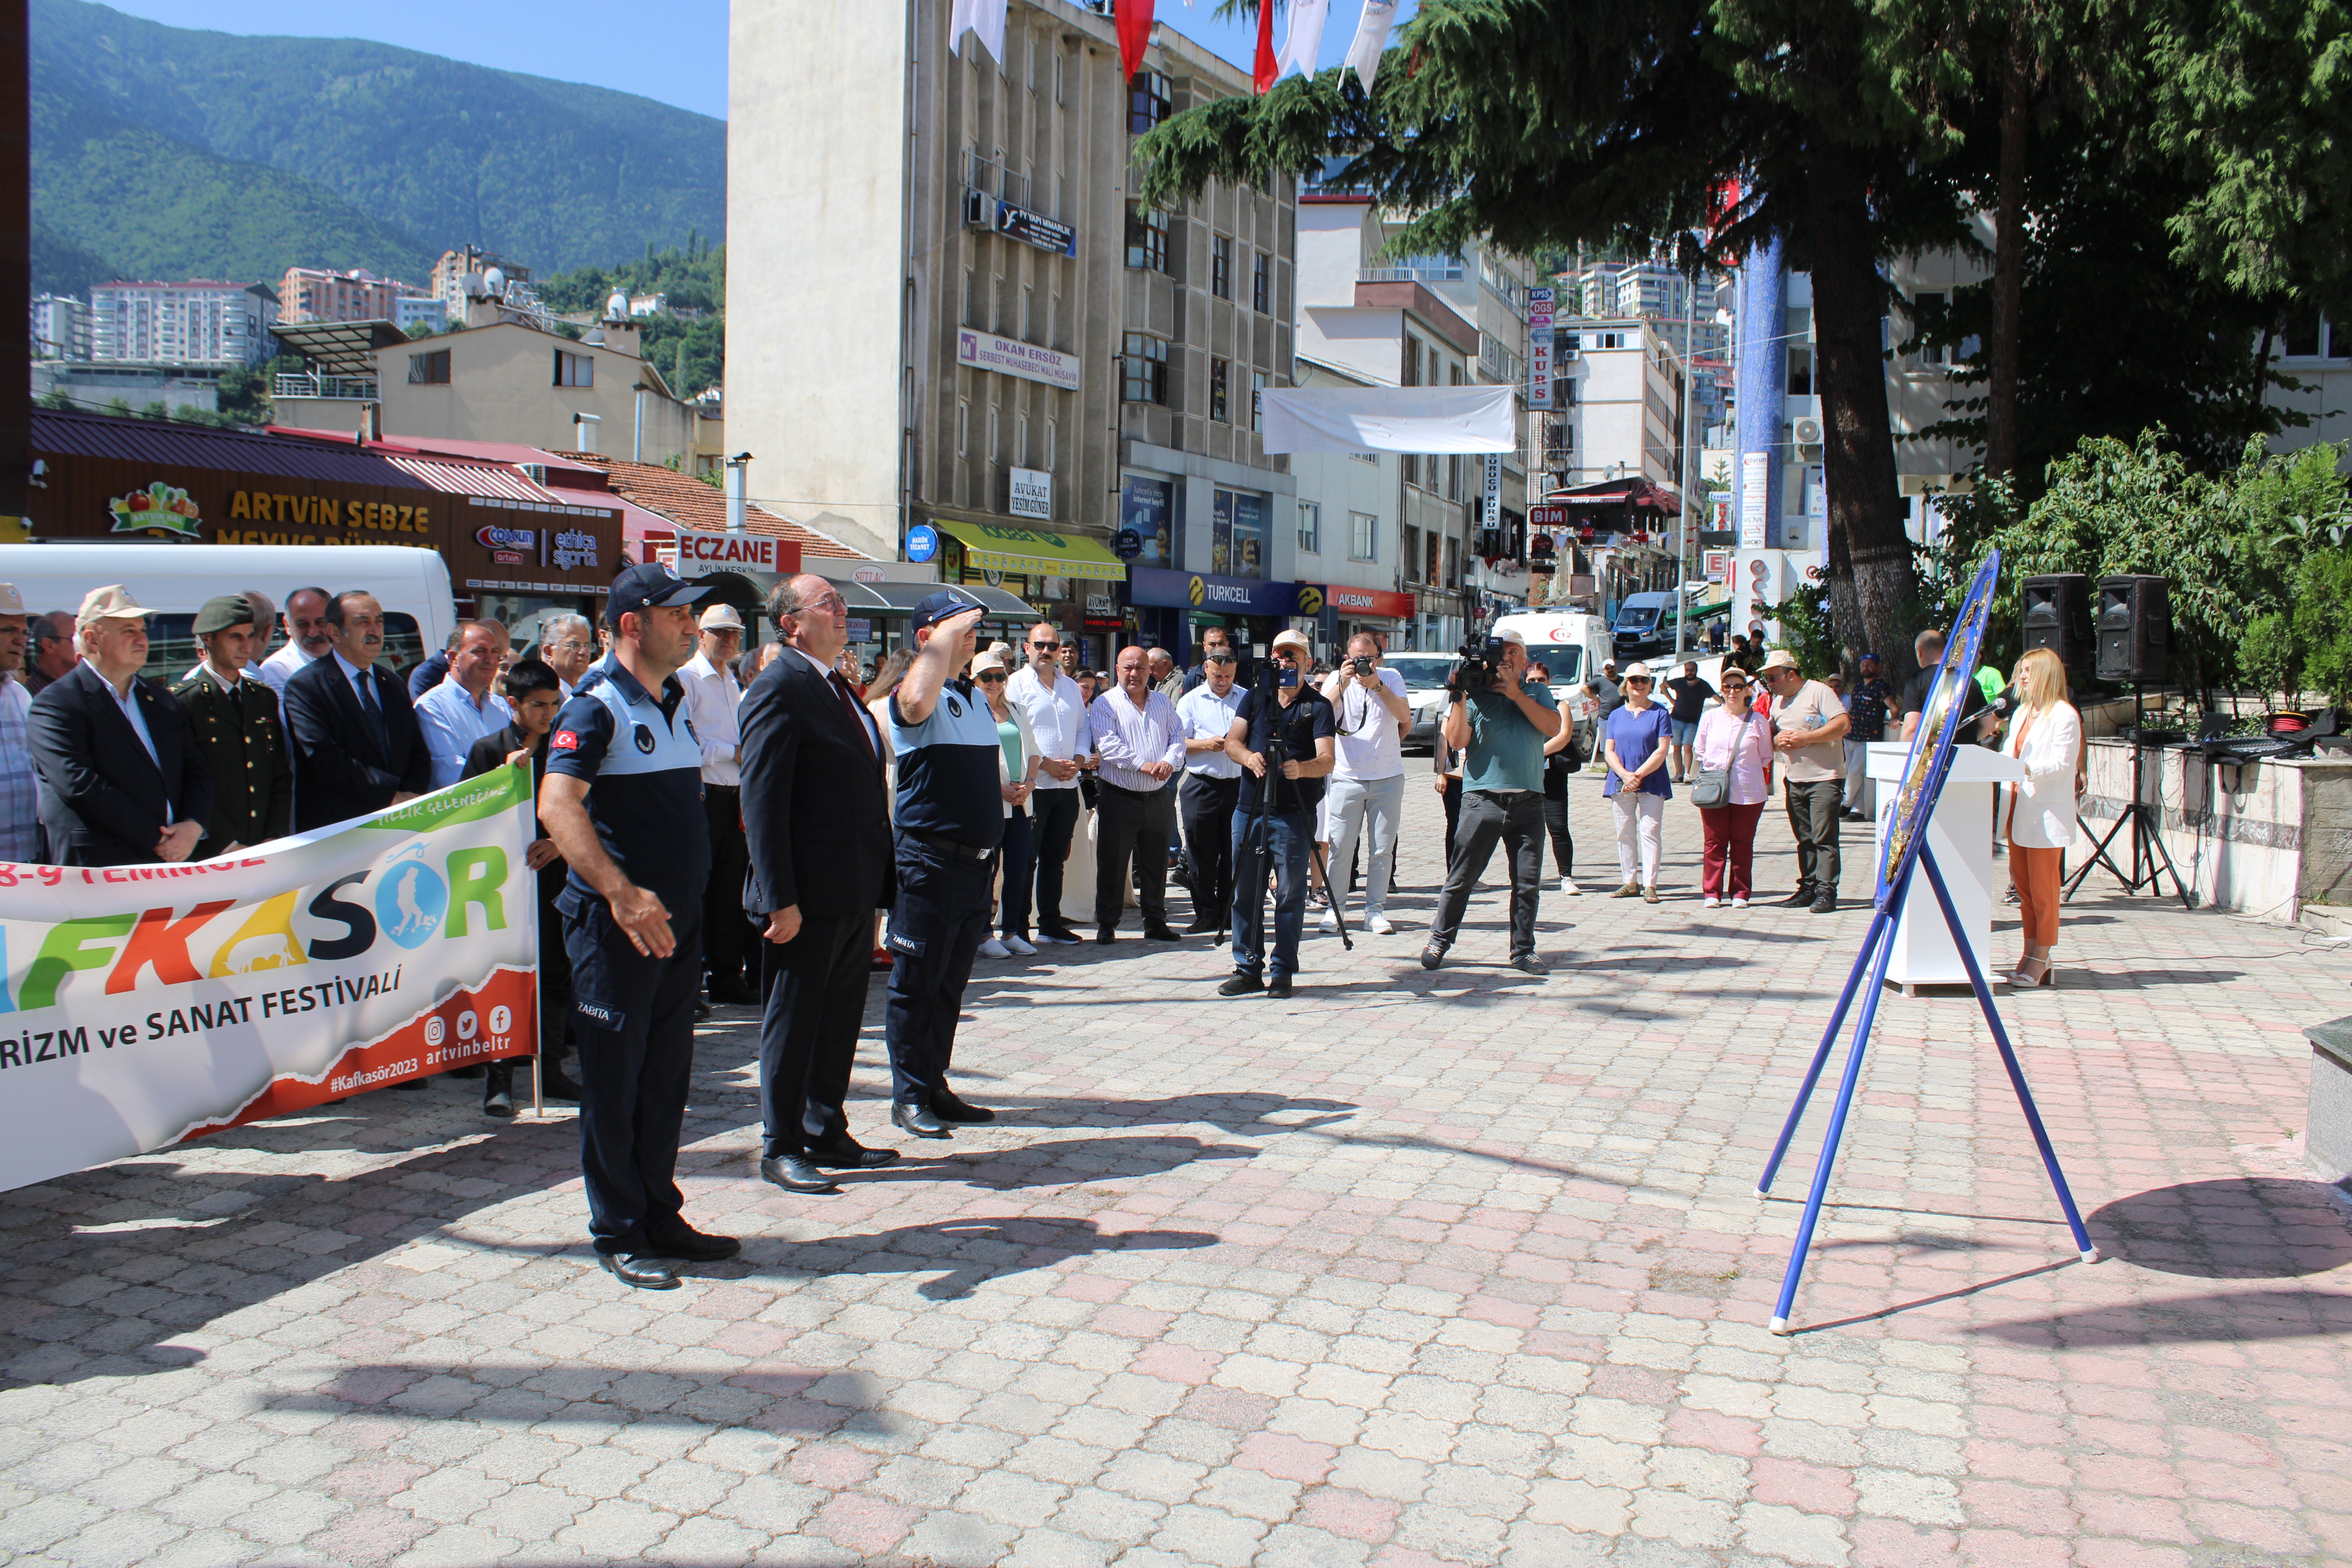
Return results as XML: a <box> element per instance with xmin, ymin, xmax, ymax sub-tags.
<box><xmin>4</xmin><ymin>783</ymin><xmax>2349</xmax><ymax>1568</ymax></box>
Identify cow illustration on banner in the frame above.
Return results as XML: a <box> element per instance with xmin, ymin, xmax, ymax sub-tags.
<box><xmin>0</xmin><ymin>766</ymin><xmax>540</xmax><ymax>1193</ymax></box>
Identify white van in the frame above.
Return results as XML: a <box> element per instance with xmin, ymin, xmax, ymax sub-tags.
<box><xmin>0</xmin><ymin>543</ymin><xmax>456</xmax><ymax>684</ymax></box>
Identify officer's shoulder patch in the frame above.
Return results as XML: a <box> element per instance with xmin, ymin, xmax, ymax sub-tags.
<box><xmin>945</xmin><ymin>696</ymin><xmax>962</xmax><ymax>718</ymax></box>
<box><xmin>551</xmin><ymin>730</ymin><xmax>580</xmax><ymax>752</ymax></box>
<box><xmin>633</xmin><ymin>724</ymin><xmax>656</xmax><ymax>754</ymax></box>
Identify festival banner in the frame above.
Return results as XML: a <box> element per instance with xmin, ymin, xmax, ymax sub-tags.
<box><xmin>0</xmin><ymin>767</ymin><xmax>540</xmax><ymax>1193</ymax></box>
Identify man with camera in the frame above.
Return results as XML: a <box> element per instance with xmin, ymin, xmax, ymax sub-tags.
<box><xmin>1420</xmin><ymin>628</ymin><xmax>1561</xmax><ymax>975</ymax></box>
<box><xmin>1318</xmin><ymin>633</ymin><xmax>1410</xmax><ymax>936</ymax></box>
<box><xmin>1218</xmin><ymin>629</ymin><xmax>1335</xmax><ymax>999</ymax></box>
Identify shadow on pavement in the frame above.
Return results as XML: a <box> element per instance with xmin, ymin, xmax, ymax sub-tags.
<box><xmin>1969</xmin><ymin>1285</ymin><xmax>2352</xmax><ymax>1346</ymax></box>
<box><xmin>2087</xmin><ymin>1176</ymin><xmax>2352</xmax><ymax>1279</ymax></box>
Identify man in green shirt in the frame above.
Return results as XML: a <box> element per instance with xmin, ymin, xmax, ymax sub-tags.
<box><xmin>1421</xmin><ymin>629</ymin><xmax>1562</xmax><ymax>975</ymax></box>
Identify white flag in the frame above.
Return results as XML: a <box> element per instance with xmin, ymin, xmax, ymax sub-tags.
<box><xmin>1276</xmin><ymin>0</ymin><xmax>1332</xmax><ymax>81</ymax></box>
<box><xmin>1344</xmin><ymin>0</ymin><xmax>1398</xmax><ymax>93</ymax></box>
<box><xmin>950</xmin><ymin>0</ymin><xmax>1008</xmax><ymax>62</ymax></box>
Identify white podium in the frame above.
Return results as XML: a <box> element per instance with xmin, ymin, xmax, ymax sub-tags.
<box><xmin>1864</xmin><ymin>741</ymin><xmax>2027</xmax><ymax>992</ymax></box>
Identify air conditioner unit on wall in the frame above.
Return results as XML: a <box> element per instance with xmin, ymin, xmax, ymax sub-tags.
<box><xmin>1792</xmin><ymin>416</ymin><xmax>1825</xmax><ymax>448</ymax></box>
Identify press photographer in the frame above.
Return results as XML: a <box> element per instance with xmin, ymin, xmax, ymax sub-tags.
<box><xmin>1420</xmin><ymin>628</ymin><xmax>1560</xmax><ymax>975</ymax></box>
<box><xmin>1218</xmin><ymin>629</ymin><xmax>1336</xmax><ymax>999</ymax></box>
<box><xmin>1318</xmin><ymin>633</ymin><xmax>1410</xmax><ymax>936</ymax></box>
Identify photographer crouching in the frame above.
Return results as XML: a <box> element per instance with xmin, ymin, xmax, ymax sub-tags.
<box><xmin>1420</xmin><ymin>628</ymin><xmax>1560</xmax><ymax>976</ymax></box>
<box><xmin>1218</xmin><ymin>629</ymin><xmax>1336</xmax><ymax>999</ymax></box>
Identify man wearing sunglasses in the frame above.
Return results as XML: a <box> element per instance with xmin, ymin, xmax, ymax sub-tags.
<box><xmin>1004</xmin><ymin>623</ymin><xmax>1093</xmax><ymax>944</ymax></box>
<box><xmin>1220</xmin><ymin>629</ymin><xmax>1335</xmax><ymax>998</ymax></box>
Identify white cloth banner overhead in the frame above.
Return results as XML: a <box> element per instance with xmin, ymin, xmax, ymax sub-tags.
<box><xmin>1276</xmin><ymin>0</ymin><xmax>1332</xmax><ymax>81</ymax></box>
<box><xmin>1345</xmin><ymin>0</ymin><xmax>1400</xmax><ymax>93</ymax></box>
<box><xmin>950</xmin><ymin>0</ymin><xmax>1009</xmax><ymax>61</ymax></box>
<box><xmin>1258</xmin><ymin>384</ymin><xmax>1518</xmax><ymax>455</ymax></box>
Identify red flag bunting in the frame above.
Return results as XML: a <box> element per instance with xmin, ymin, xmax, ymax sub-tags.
<box><xmin>1117</xmin><ymin>0</ymin><xmax>1155</xmax><ymax>84</ymax></box>
<box><xmin>1254</xmin><ymin>1</ymin><xmax>1278</xmax><ymax>93</ymax></box>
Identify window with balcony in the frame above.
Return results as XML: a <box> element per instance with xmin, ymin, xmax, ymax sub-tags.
<box><xmin>1129</xmin><ymin>69</ymin><xmax>1171</xmax><ymax>133</ymax></box>
<box><xmin>407</xmin><ymin>349</ymin><xmax>450</xmax><ymax>384</ymax></box>
<box><xmin>1350</xmin><ymin>511</ymin><xmax>1378</xmax><ymax>561</ymax></box>
<box><xmin>553</xmin><ymin>349</ymin><xmax>593</xmax><ymax>388</ymax></box>
<box><xmin>1209</xmin><ymin>358</ymin><xmax>1229</xmax><ymax>422</ymax></box>
<box><xmin>1298</xmin><ymin>501</ymin><xmax>1321</xmax><ymax>554</ymax></box>
<box><xmin>1122</xmin><ymin>332</ymin><xmax>1168</xmax><ymax>403</ymax></box>
<box><xmin>1211</xmin><ymin>236</ymin><xmax>1231</xmax><ymax>299</ymax></box>
<box><xmin>1252</xmin><ymin>252</ymin><xmax>1270</xmax><ymax>313</ymax></box>
<box><xmin>1126</xmin><ymin>204</ymin><xmax>1170</xmax><ymax>272</ymax></box>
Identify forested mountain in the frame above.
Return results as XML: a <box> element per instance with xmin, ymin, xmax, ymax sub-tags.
<box><xmin>30</xmin><ymin>0</ymin><xmax>724</xmax><ymax>290</ymax></box>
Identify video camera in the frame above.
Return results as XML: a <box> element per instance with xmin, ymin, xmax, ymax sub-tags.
<box><xmin>1449</xmin><ymin>634</ymin><xmax>1511</xmax><ymax>698</ymax></box>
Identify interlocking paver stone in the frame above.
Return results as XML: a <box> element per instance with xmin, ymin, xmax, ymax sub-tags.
<box><xmin>4</xmin><ymin>782</ymin><xmax>2350</xmax><ymax>1564</ymax></box>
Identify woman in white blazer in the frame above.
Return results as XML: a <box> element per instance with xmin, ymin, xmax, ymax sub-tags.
<box><xmin>2000</xmin><ymin>647</ymin><xmax>2085</xmax><ymax>988</ymax></box>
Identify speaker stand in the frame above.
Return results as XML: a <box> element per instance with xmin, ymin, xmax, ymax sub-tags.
<box><xmin>2064</xmin><ymin>685</ymin><xmax>2190</xmax><ymax>909</ymax></box>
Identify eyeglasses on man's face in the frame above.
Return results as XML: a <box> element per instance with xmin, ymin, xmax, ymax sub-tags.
<box><xmin>1030</xmin><ymin>639</ymin><xmax>1059</xmax><ymax>651</ymax></box>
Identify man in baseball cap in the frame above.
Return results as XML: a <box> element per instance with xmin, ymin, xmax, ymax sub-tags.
<box><xmin>0</xmin><ymin>583</ymin><xmax>36</xmax><ymax>861</ymax></box>
<box><xmin>28</xmin><ymin>584</ymin><xmax>211</xmax><ymax>866</ymax></box>
<box><xmin>681</xmin><ymin>600</ymin><xmax>757</xmax><ymax>1004</ymax></box>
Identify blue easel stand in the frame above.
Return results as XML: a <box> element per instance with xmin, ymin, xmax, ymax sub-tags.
<box><xmin>1755</xmin><ymin>844</ymin><xmax>2098</xmax><ymax>1335</ymax></box>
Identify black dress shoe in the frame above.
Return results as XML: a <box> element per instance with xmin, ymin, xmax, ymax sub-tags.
<box><xmin>1810</xmin><ymin>893</ymin><xmax>1839</xmax><ymax>914</ymax></box>
<box><xmin>1510</xmin><ymin>954</ymin><xmax>1550</xmax><ymax>976</ymax></box>
<box><xmin>1183</xmin><ymin>920</ymin><xmax>1219</xmax><ymax>935</ymax></box>
<box><xmin>482</xmin><ymin>1088</ymin><xmax>514</xmax><ymax>1119</ymax></box>
<box><xmin>893</xmin><ymin>1101</ymin><xmax>951</xmax><ymax>1138</ymax></box>
<box><xmin>694</xmin><ymin>999</ymin><xmax>713</xmax><ymax>1019</ymax></box>
<box><xmin>759</xmin><ymin>1154</ymin><xmax>841</xmax><ymax>1193</ymax></box>
<box><xmin>646</xmin><ymin>1226</ymin><xmax>742</xmax><ymax>1262</ymax></box>
<box><xmin>1095</xmin><ymin>927</ymin><xmax>1117</xmax><ymax>944</ymax></box>
<box><xmin>708</xmin><ymin>985</ymin><xmax>760</xmax><ymax>1007</ymax></box>
<box><xmin>1143</xmin><ymin>925</ymin><xmax>1182</xmax><ymax>942</ymax></box>
<box><xmin>1040</xmin><ymin>925</ymin><xmax>1083</xmax><ymax>944</ymax></box>
<box><xmin>1419</xmin><ymin>943</ymin><xmax>1447</xmax><ymax>971</ymax></box>
<box><xmin>1217</xmin><ymin>971</ymin><xmax>1265</xmax><ymax>997</ymax></box>
<box><xmin>539</xmin><ymin>1066</ymin><xmax>583</xmax><ymax>1102</ymax></box>
<box><xmin>1776</xmin><ymin>887</ymin><xmax>1816</xmax><ymax>907</ymax></box>
<box><xmin>599</xmin><ymin>1252</ymin><xmax>680</xmax><ymax>1290</ymax></box>
<box><xmin>806</xmin><ymin>1138</ymin><xmax>901</xmax><ymax>1170</ymax></box>
<box><xmin>932</xmin><ymin>1089</ymin><xmax>995</xmax><ymax>1123</ymax></box>
<box><xmin>1266</xmin><ymin>974</ymin><xmax>1293</xmax><ymax>999</ymax></box>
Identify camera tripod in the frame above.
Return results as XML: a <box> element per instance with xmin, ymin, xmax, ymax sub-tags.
<box><xmin>2062</xmin><ymin>685</ymin><xmax>2189</xmax><ymax>908</ymax></box>
<box><xmin>1239</xmin><ymin>715</ymin><xmax>1352</xmax><ymax>953</ymax></box>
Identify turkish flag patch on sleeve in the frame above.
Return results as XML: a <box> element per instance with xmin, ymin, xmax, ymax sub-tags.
<box><xmin>551</xmin><ymin>730</ymin><xmax>580</xmax><ymax>751</ymax></box>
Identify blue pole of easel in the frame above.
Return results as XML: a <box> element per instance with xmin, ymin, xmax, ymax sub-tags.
<box><xmin>1754</xmin><ymin>903</ymin><xmax>1893</xmax><ymax>1197</ymax></box>
<box><xmin>1760</xmin><ymin>842</ymin><xmax>2096</xmax><ymax>1334</ymax></box>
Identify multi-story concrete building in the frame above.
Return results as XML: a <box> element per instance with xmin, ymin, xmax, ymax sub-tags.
<box><xmin>1568</xmin><ymin>259</ymin><xmax>1731</xmax><ymax>359</ymax></box>
<box><xmin>429</xmin><ymin>247</ymin><xmax>531</xmax><ymax>305</ymax></box>
<box><xmin>394</xmin><ymin>296</ymin><xmax>449</xmax><ymax>335</ymax></box>
<box><xmin>30</xmin><ymin>293</ymin><xmax>91</xmax><ymax>360</ymax></box>
<box><xmin>89</xmin><ymin>281</ymin><xmax>278</xmax><ymax>366</ymax></box>
<box><xmin>729</xmin><ymin>0</ymin><xmax>1302</xmax><ymax>667</ymax></box>
<box><xmin>276</xmin><ymin>267</ymin><xmax>426</xmax><ymax>325</ymax></box>
<box><xmin>270</xmin><ymin>300</ymin><xmax>724</xmax><ymax>475</ymax></box>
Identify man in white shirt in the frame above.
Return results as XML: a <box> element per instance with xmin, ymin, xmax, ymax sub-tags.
<box><xmin>255</xmin><ymin>586</ymin><xmax>334</xmax><ymax>701</ymax></box>
<box><xmin>414</xmin><ymin>620</ymin><xmax>514</xmax><ymax>790</ymax></box>
<box><xmin>0</xmin><ymin>582</ymin><xmax>38</xmax><ymax>863</ymax></box>
<box><xmin>680</xmin><ymin>603</ymin><xmax>757</xmax><ymax>1003</ymax></box>
<box><xmin>1174</xmin><ymin>648</ymin><xmax>1247</xmax><ymax>937</ymax></box>
<box><xmin>1318</xmin><ymin>632</ymin><xmax>1412</xmax><ymax>935</ymax></box>
<box><xmin>1087</xmin><ymin>645</ymin><xmax>1186</xmax><ymax>943</ymax></box>
<box><xmin>539</xmin><ymin>612</ymin><xmax>597</xmax><ymax>698</ymax></box>
<box><xmin>1004</xmin><ymin>620</ymin><xmax>1092</xmax><ymax>945</ymax></box>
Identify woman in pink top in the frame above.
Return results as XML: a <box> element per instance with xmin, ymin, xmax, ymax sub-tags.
<box><xmin>1693</xmin><ymin>667</ymin><xmax>1775</xmax><ymax>907</ymax></box>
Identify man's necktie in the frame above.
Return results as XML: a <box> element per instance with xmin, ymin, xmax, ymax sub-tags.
<box><xmin>356</xmin><ymin>672</ymin><xmax>389</xmax><ymax>752</ymax></box>
<box><xmin>830</xmin><ymin>671</ymin><xmax>876</xmax><ymax>759</ymax></box>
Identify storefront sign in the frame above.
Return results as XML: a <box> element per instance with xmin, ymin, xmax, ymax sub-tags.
<box><xmin>670</xmin><ymin>525</ymin><xmax>801</xmax><ymax>577</ymax></box>
<box><xmin>228</xmin><ymin>489</ymin><xmax>430</xmax><ymax>538</ymax></box>
<box><xmin>1010</xmin><ymin>466</ymin><xmax>1053</xmax><ymax>521</ymax></box>
<box><xmin>1313</xmin><ymin>583</ymin><xmax>1415</xmax><ymax>619</ymax></box>
<box><xmin>1119</xmin><ymin>476</ymin><xmax>1171</xmax><ymax>567</ymax></box>
<box><xmin>1131</xmin><ymin>566</ymin><xmax>1299</xmax><ymax>618</ymax></box>
<box><xmin>955</xmin><ymin>330</ymin><xmax>1082</xmax><ymax>392</ymax></box>
<box><xmin>0</xmin><ymin>769</ymin><xmax>537</xmax><ymax>1193</ymax></box>
<box><xmin>1704</xmin><ymin>550</ymin><xmax>1730</xmax><ymax>582</ymax></box>
<box><xmin>1482</xmin><ymin>455</ymin><xmax>1502</xmax><ymax>531</ymax></box>
<box><xmin>1740</xmin><ymin>451</ymin><xmax>1770</xmax><ymax>549</ymax></box>
<box><xmin>1529</xmin><ymin>503</ymin><xmax>1569</xmax><ymax>530</ymax></box>
<box><xmin>1528</xmin><ymin>288</ymin><xmax>1555</xmax><ymax>409</ymax></box>
<box><xmin>905</xmin><ymin>523</ymin><xmax>940</xmax><ymax>562</ymax></box>
<box><xmin>109</xmin><ymin>482</ymin><xmax>201</xmax><ymax>538</ymax></box>
<box><xmin>997</xmin><ymin>202</ymin><xmax>1078</xmax><ymax>257</ymax></box>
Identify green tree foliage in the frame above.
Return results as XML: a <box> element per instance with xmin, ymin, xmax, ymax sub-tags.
<box><xmin>2299</xmin><ymin>550</ymin><xmax>2352</xmax><ymax>707</ymax></box>
<box><xmin>539</xmin><ymin>241</ymin><xmax>727</xmax><ymax>397</ymax></box>
<box><xmin>31</xmin><ymin>0</ymin><xmax>723</xmax><ymax>283</ymax></box>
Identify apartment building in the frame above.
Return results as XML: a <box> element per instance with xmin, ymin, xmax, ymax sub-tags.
<box><xmin>30</xmin><ymin>293</ymin><xmax>90</xmax><ymax>360</ymax></box>
<box><xmin>429</xmin><ymin>247</ymin><xmax>532</xmax><ymax>303</ymax></box>
<box><xmin>276</xmin><ymin>266</ymin><xmax>426</xmax><ymax>325</ymax></box>
<box><xmin>730</xmin><ymin>0</ymin><xmax>1301</xmax><ymax>665</ymax></box>
<box><xmin>89</xmin><ymin>281</ymin><xmax>279</xmax><ymax>366</ymax></box>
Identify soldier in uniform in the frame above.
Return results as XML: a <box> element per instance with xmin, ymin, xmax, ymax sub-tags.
<box><xmin>881</xmin><ymin>590</ymin><xmax>1005</xmax><ymax>1139</ymax></box>
<box><xmin>172</xmin><ymin>593</ymin><xmax>293</xmax><ymax>859</ymax></box>
<box><xmin>539</xmin><ymin>564</ymin><xmax>736</xmax><ymax>1289</ymax></box>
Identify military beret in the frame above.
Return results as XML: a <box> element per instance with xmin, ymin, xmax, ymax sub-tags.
<box><xmin>193</xmin><ymin>594</ymin><xmax>258</xmax><ymax>635</ymax></box>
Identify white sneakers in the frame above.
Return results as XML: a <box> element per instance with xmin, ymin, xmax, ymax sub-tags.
<box><xmin>1367</xmin><ymin>914</ymin><xmax>1396</xmax><ymax>935</ymax></box>
<box><xmin>1731</xmin><ymin>896</ymin><xmax>1750</xmax><ymax>909</ymax></box>
<box><xmin>1560</xmin><ymin>877</ymin><xmax>1580</xmax><ymax>895</ymax></box>
<box><xmin>1318</xmin><ymin>910</ymin><xmax>1340</xmax><ymax>933</ymax></box>
<box><xmin>1701</xmin><ymin>896</ymin><xmax>1721</xmax><ymax>909</ymax></box>
<box><xmin>1032</xmin><ymin>930</ymin><xmax>1079</xmax><ymax>945</ymax></box>
<box><xmin>977</xmin><ymin>937</ymin><xmax>1010</xmax><ymax>959</ymax></box>
<box><xmin>1002</xmin><ymin>935</ymin><xmax>1037</xmax><ymax>956</ymax></box>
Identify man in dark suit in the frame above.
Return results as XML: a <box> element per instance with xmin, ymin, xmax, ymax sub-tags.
<box><xmin>739</xmin><ymin>573</ymin><xmax>899</xmax><ymax>1195</ymax></box>
<box><xmin>27</xmin><ymin>584</ymin><xmax>211</xmax><ymax>867</ymax></box>
<box><xmin>173</xmin><ymin>594</ymin><xmax>293</xmax><ymax>859</ymax></box>
<box><xmin>282</xmin><ymin>590</ymin><xmax>432</xmax><ymax>831</ymax></box>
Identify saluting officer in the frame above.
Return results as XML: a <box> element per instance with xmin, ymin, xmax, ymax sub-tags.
<box><xmin>883</xmin><ymin>590</ymin><xmax>1004</xmax><ymax>1139</ymax></box>
<box><xmin>540</xmin><ymin>563</ymin><xmax>739</xmax><ymax>1290</ymax></box>
<box><xmin>173</xmin><ymin>593</ymin><xmax>294</xmax><ymax>859</ymax></box>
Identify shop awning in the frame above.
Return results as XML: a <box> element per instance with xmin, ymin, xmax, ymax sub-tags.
<box><xmin>936</xmin><ymin>521</ymin><xmax>1127</xmax><ymax>582</ymax></box>
<box><xmin>818</xmin><ymin>575</ymin><xmax>1038</xmax><ymax>618</ymax></box>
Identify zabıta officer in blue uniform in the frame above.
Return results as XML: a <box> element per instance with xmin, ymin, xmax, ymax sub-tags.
<box><xmin>884</xmin><ymin>590</ymin><xmax>1006</xmax><ymax>1139</ymax></box>
<box><xmin>540</xmin><ymin>563</ymin><xmax>740</xmax><ymax>1289</ymax></box>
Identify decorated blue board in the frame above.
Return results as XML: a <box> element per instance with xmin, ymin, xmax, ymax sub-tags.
<box><xmin>1874</xmin><ymin>551</ymin><xmax>1999</xmax><ymax>910</ymax></box>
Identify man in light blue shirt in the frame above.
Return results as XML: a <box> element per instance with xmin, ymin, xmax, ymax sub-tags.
<box><xmin>1173</xmin><ymin>649</ymin><xmax>1246</xmax><ymax>935</ymax></box>
<box><xmin>414</xmin><ymin>620</ymin><xmax>515</xmax><ymax>789</ymax></box>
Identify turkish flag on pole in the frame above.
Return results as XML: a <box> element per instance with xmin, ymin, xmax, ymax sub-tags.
<box><xmin>1253</xmin><ymin>1</ymin><xmax>1278</xmax><ymax>93</ymax></box>
<box><xmin>1116</xmin><ymin>0</ymin><xmax>1155</xmax><ymax>82</ymax></box>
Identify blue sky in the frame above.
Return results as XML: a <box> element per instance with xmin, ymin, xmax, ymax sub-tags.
<box><xmin>88</xmin><ymin>0</ymin><xmax>1413</xmax><ymax>121</ymax></box>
